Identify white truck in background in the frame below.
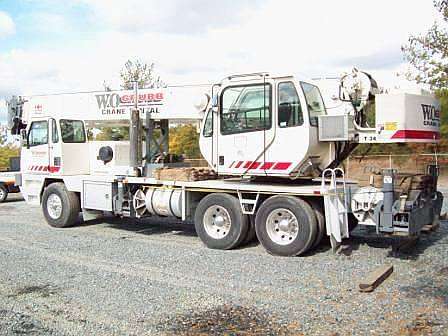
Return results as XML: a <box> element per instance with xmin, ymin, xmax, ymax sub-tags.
<box><xmin>0</xmin><ymin>157</ymin><xmax>21</xmax><ymax>203</ymax></box>
<box><xmin>6</xmin><ymin>69</ymin><xmax>444</xmax><ymax>256</ymax></box>
<box><xmin>0</xmin><ymin>172</ymin><xmax>20</xmax><ymax>202</ymax></box>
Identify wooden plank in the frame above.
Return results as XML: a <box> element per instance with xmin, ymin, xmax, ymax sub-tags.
<box><xmin>153</xmin><ymin>167</ymin><xmax>217</xmax><ymax>182</ymax></box>
<box><xmin>421</xmin><ymin>221</ymin><xmax>440</xmax><ymax>233</ymax></box>
<box><xmin>359</xmin><ymin>265</ymin><xmax>393</xmax><ymax>293</ymax></box>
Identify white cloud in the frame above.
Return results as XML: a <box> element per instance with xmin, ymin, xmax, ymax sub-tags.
<box><xmin>79</xmin><ymin>0</ymin><xmax>267</xmax><ymax>34</ymax></box>
<box><xmin>0</xmin><ymin>0</ymin><xmax>440</xmax><ymax>111</ymax></box>
<box><xmin>0</xmin><ymin>11</ymin><xmax>15</xmax><ymax>38</ymax></box>
<box><xmin>23</xmin><ymin>12</ymin><xmax>70</xmax><ymax>34</ymax></box>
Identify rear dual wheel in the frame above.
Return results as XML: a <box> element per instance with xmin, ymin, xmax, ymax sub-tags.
<box><xmin>309</xmin><ymin>200</ymin><xmax>326</xmax><ymax>249</ymax></box>
<box><xmin>255</xmin><ymin>196</ymin><xmax>318</xmax><ymax>256</ymax></box>
<box><xmin>242</xmin><ymin>216</ymin><xmax>257</xmax><ymax>245</ymax></box>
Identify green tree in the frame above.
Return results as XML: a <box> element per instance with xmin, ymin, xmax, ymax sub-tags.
<box><xmin>169</xmin><ymin>124</ymin><xmax>201</xmax><ymax>159</ymax></box>
<box><xmin>400</xmin><ymin>1</ymin><xmax>448</xmax><ymax>154</ymax></box>
<box><xmin>0</xmin><ymin>145</ymin><xmax>20</xmax><ymax>171</ymax></box>
<box><xmin>402</xmin><ymin>1</ymin><xmax>448</xmax><ymax>89</ymax></box>
<box><xmin>437</xmin><ymin>89</ymin><xmax>448</xmax><ymax>150</ymax></box>
<box><xmin>120</xmin><ymin>59</ymin><xmax>166</xmax><ymax>90</ymax></box>
<box><xmin>94</xmin><ymin>126</ymin><xmax>129</xmax><ymax>141</ymax></box>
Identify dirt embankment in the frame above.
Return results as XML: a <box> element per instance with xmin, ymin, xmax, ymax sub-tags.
<box><xmin>345</xmin><ymin>155</ymin><xmax>448</xmax><ymax>186</ymax></box>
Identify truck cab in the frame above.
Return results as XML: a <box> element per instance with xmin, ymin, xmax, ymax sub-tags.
<box><xmin>20</xmin><ymin>117</ymin><xmax>89</xmax><ymax>204</ymax></box>
<box><xmin>199</xmin><ymin>73</ymin><xmax>333</xmax><ymax>178</ymax></box>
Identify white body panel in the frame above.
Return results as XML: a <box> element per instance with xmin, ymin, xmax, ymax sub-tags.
<box><xmin>88</xmin><ymin>141</ymin><xmax>132</xmax><ymax>176</ymax></box>
<box><xmin>374</xmin><ymin>93</ymin><xmax>440</xmax><ymax>143</ymax></box>
<box><xmin>22</xmin><ymin>86</ymin><xmax>207</xmax><ymax>122</ymax></box>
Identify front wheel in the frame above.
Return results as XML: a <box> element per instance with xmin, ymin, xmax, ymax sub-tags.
<box><xmin>0</xmin><ymin>185</ymin><xmax>8</xmax><ymax>203</ymax></box>
<box><xmin>194</xmin><ymin>193</ymin><xmax>249</xmax><ymax>250</ymax></box>
<box><xmin>42</xmin><ymin>183</ymin><xmax>80</xmax><ymax>228</ymax></box>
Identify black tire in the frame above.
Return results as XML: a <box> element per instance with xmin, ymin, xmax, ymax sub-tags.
<box><xmin>255</xmin><ymin>195</ymin><xmax>317</xmax><ymax>257</ymax></box>
<box><xmin>0</xmin><ymin>184</ymin><xmax>8</xmax><ymax>203</ymax></box>
<box><xmin>194</xmin><ymin>193</ymin><xmax>249</xmax><ymax>250</ymax></box>
<box><xmin>242</xmin><ymin>216</ymin><xmax>257</xmax><ymax>246</ymax></box>
<box><xmin>42</xmin><ymin>182</ymin><xmax>80</xmax><ymax>228</ymax></box>
<box><xmin>348</xmin><ymin>213</ymin><xmax>358</xmax><ymax>232</ymax></box>
<box><xmin>309</xmin><ymin>200</ymin><xmax>326</xmax><ymax>249</ymax></box>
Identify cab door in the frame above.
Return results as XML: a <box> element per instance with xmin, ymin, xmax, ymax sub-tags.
<box><xmin>48</xmin><ymin>118</ymin><xmax>61</xmax><ymax>173</ymax></box>
<box><xmin>20</xmin><ymin>119</ymin><xmax>50</xmax><ymax>203</ymax></box>
<box><xmin>216</xmin><ymin>82</ymin><xmax>275</xmax><ymax>175</ymax></box>
<box><xmin>22</xmin><ymin>119</ymin><xmax>50</xmax><ymax>174</ymax></box>
<box><xmin>265</xmin><ymin>81</ymin><xmax>310</xmax><ymax>176</ymax></box>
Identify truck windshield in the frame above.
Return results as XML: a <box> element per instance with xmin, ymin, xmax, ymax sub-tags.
<box><xmin>60</xmin><ymin>119</ymin><xmax>86</xmax><ymax>143</ymax></box>
<box><xmin>300</xmin><ymin>82</ymin><xmax>326</xmax><ymax>125</ymax></box>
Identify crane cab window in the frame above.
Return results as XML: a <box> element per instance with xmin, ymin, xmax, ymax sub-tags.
<box><xmin>203</xmin><ymin>109</ymin><xmax>213</xmax><ymax>137</ymax></box>
<box><xmin>28</xmin><ymin>120</ymin><xmax>48</xmax><ymax>147</ymax></box>
<box><xmin>220</xmin><ymin>84</ymin><xmax>271</xmax><ymax>135</ymax></box>
<box><xmin>60</xmin><ymin>119</ymin><xmax>86</xmax><ymax>143</ymax></box>
<box><xmin>278</xmin><ymin>82</ymin><xmax>303</xmax><ymax>128</ymax></box>
<box><xmin>300</xmin><ymin>82</ymin><xmax>326</xmax><ymax>126</ymax></box>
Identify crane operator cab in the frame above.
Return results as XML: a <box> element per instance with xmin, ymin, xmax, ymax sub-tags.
<box><xmin>199</xmin><ymin>70</ymin><xmax>441</xmax><ymax>180</ymax></box>
<box><xmin>199</xmin><ymin>73</ymin><xmax>332</xmax><ymax>179</ymax></box>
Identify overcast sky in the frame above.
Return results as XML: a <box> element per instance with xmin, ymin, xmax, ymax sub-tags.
<box><xmin>0</xmin><ymin>0</ymin><xmax>441</xmax><ymax>121</ymax></box>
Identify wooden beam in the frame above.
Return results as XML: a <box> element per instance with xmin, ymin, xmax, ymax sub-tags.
<box><xmin>421</xmin><ymin>221</ymin><xmax>440</xmax><ymax>233</ymax></box>
<box><xmin>359</xmin><ymin>265</ymin><xmax>394</xmax><ymax>293</ymax></box>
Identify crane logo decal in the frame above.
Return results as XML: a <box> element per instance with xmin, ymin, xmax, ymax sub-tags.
<box><xmin>421</xmin><ymin>104</ymin><xmax>440</xmax><ymax>127</ymax></box>
<box><xmin>95</xmin><ymin>92</ymin><xmax>164</xmax><ymax>116</ymax></box>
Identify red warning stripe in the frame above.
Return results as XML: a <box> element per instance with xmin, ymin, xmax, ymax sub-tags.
<box><xmin>28</xmin><ymin>165</ymin><xmax>61</xmax><ymax>173</ymax></box>
<box><xmin>260</xmin><ymin>162</ymin><xmax>275</xmax><ymax>170</ymax></box>
<box><xmin>273</xmin><ymin>162</ymin><xmax>292</xmax><ymax>170</ymax></box>
<box><xmin>229</xmin><ymin>161</ymin><xmax>291</xmax><ymax>171</ymax></box>
<box><xmin>391</xmin><ymin>130</ymin><xmax>440</xmax><ymax>140</ymax></box>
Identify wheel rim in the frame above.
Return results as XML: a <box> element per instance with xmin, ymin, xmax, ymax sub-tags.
<box><xmin>203</xmin><ymin>205</ymin><xmax>232</xmax><ymax>239</ymax></box>
<box><xmin>0</xmin><ymin>188</ymin><xmax>4</xmax><ymax>200</ymax></box>
<box><xmin>133</xmin><ymin>189</ymin><xmax>147</xmax><ymax>217</ymax></box>
<box><xmin>266</xmin><ymin>208</ymin><xmax>299</xmax><ymax>245</ymax></box>
<box><xmin>47</xmin><ymin>194</ymin><xmax>63</xmax><ymax>219</ymax></box>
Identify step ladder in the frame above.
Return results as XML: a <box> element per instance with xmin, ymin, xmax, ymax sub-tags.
<box><xmin>237</xmin><ymin>191</ymin><xmax>260</xmax><ymax>215</ymax></box>
<box><xmin>321</xmin><ymin>168</ymin><xmax>349</xmax><ymax>251</ymax></box>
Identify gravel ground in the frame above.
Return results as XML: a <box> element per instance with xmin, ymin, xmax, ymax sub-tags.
<box><xmin>0</xmin><ymin>193</ymin><xmax>447</xmax><ymax>336</ymax></box>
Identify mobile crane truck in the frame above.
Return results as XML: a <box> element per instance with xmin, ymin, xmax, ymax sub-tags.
<box><xmin>6</xmin><ymin>69</ymin><xmax>443</xmax><ymax>256</ymax></box>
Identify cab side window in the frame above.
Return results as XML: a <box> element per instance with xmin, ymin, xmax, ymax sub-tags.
<box><xmin>220</xmin><ymin>84</ymin><xmax>271</xmax><ymax>135</ymax></box>
<box><xmin>28</xmin><ymin>120</ymin><xmax>48</xmax><ymax>147</ymax></box>
<box><xmin>300</xmin><ymin>82</ymin><xmax>326</xmax><ymax>126</ymax></box>
<box><xmin>60</xmin><ymin>119</ymin><xmax>86</xmax><ymax>143</ymax></box>
<box><xmin>278</xmin><ymin>82</ymin><xmax>303</xmax><ymax>128</ymax></box>
<box><xmin>203</xmin><ymin>109</ymin><xmax>213</xmax><ymax>137</ymax></box>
